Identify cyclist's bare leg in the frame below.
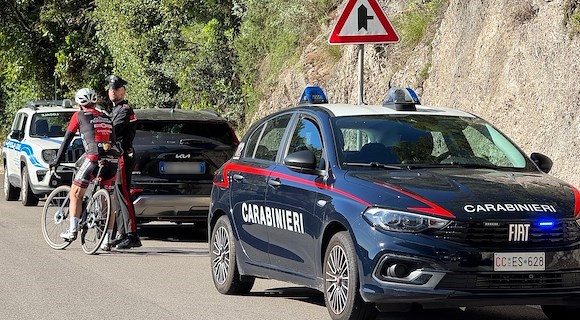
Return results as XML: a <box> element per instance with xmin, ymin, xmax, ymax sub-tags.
<box><xmin>67</xmin><ymin>185</ymin><xmax>87</xmax><ymax>232</ymax></box>
<box><xmin>101</xmin><ymin>190</ymin><xmax>116</xmax><ymax>248</ymax></box>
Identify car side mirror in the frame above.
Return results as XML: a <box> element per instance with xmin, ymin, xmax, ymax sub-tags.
<box><xmin>9</xmin><ymin>130</ymin><xmax>22</xmax><ymax>140</ymax></box>
<box><xmin>530</xmin><ymin>152</ymin><xmax>553</xmax><ymax>174</ymax></box>
<box><xmin>284</xmin><ymin>150</ymin><xmax>317</xmax><ymax>172</ymax></box>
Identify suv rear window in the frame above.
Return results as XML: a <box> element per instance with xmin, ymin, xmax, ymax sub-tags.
<box><xmin>136</xmin><ymin>120</ymin><xmax>237</xmax><ymax>147</ymax></box>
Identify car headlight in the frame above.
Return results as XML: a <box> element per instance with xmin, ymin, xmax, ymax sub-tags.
<box><xmin>363</xmin><ymin>207</ymin><xmax>450</xmax><ymax>233</ymax></box>
<box><xmin>42</xmin><ymin>149</ymin><xmax>57</xmax><ymax>162</ymax></box>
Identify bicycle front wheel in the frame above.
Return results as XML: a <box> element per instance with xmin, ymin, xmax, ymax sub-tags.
<box><xmin>80</xmin><ymin>189</ymin><xmax>111</xmax><ymax>255</ymax></box>
<box><xmin>41</xmin><ymin>185</ymin><xmax>73</xmax><ymax>250</ymax></box>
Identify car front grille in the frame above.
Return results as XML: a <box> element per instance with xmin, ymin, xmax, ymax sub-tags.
<box><xmin>431</xmin><ymin>219</ymin><xmax>580</xmax><ymax>248</ymax></box>
<box><xmin>436</xmin><ymin>271</ymin><xmax>580</xmax><ymax>291</ymax></box>
<box><xmin>63</xmin><ymin>148</ymin><xmax>84</xmax><ymax>164</ymax></box>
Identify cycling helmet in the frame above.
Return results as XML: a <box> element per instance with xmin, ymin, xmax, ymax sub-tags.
<box><xmin>75</xmin><ymin>88</ymin><xmax>98</xmax><ymax>107</ymax></box>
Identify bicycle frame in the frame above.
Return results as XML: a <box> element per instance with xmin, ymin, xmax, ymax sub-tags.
<box><xmin>43</xmin><ymin>158</ymin><xmax>117</xmax><ymax>253</ymax></box>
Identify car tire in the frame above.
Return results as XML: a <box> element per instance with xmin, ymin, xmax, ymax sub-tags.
<box><xmin>210</xmin><ymin>215</ymin><xmax>255</xmax><ymax>294</ymax></box>
<box><xmin>323</xmin><ymin>231</ymin><xmax>376</xmax><ymax>320</ymax></box>
<box><xmin>541</xmin><ymin>305</ymin><xmax>580</xmax><ymax>320</ymax></box>
<box><xmin>4</xmin><ymin>165</ymin><xmax>20</xmax><ymax>201</ymax></box>
<box><xmin>21</xmin><ymin>167</ymin><xmax>39</xmax><ymax>206</ymax></box>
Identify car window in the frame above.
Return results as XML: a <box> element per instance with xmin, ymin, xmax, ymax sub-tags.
<box><xmin>30</xmin><ymin>112</ymin><xmax>74</xmax><ymax>137</ymax></box>
<box><xmin>136</xmin><ymin>121</ymin><xmax>237</xmax><ymax>146</ymax></box>
<box><xmin>243</xmin><ymin>123</ymin><xmax>266</xmax><ymax>159</ymax></box>
<box><xmin>332</xmin><ymin>115</ymin><xmax>531</xmax><ymax>169</ymax></box>
<box><xmin>12</xmin><ymin>113</ymin><xmax>27</xmax><ymax>132</ymax></box>
<box><xmin>288</xmin><ymin>117</ymin><xmax>325</xmax><ymax>169</ymax></box>
<box><xmin>252</xmin><ymin>114</ymin><xmax>292</xmax><ymax>161</ymax></box>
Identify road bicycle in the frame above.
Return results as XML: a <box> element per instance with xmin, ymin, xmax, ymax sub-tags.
<box><xmin>41</xmin><ymin>158</ymin><xmax>117</xmax><ymax>254</ymax></box>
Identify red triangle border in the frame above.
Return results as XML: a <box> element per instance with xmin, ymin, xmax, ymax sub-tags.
<box><xmin>329</xmin><ymin>0</ymin><xmax>400</xmax><ymax>44</ymax></box>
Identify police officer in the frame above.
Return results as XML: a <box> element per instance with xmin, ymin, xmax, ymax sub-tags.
<box><xmin>107</xmin><ymin>75</ymin><xmax>142</xmax><ymax>249</ymax></box>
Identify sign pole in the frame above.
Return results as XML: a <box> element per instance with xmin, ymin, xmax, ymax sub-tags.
<box><xmin>358</xmin><ymin>44</ymin><xmax>364</xmax><ymax>105</ymax></box>
<box><xmin>328</xmin><ymin>0</ymin><xmax>400</xmax><ymax>104</ymax></box>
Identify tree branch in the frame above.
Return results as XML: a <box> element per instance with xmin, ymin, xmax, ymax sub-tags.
<box><xmin>5</xmin><ymin>0</ymin><xmax>34</xmax><ymax>35</ymax></box>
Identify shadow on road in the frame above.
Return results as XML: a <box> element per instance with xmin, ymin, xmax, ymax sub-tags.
<box><xmin>249</xmin><ymin>287</ymin><xmax>548</xmax><ymax>320</ymax></box>
<box><xmin>137</xmin><ymin>222</ymin><xmax>208</xmax><ymax>243</ymax></box>
<box><xmin>249</xmin><ymin>287</ymin><xmax>325</xmax><ymax>307</ymax></box>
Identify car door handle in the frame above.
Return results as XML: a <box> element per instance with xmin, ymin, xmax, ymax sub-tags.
<box><xmin>268</xmin><ymin>178</ymin><xmax>282</xmax><ymax>187</ymax></box>
<box><xmin>232</xmin><ymin>174</ymin><xmax>244</xmax><ymax>182</ymax></box>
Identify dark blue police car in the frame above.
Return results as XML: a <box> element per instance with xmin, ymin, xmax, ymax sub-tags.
<box><xmin>209</xmin><ymin>87</ymin><xmax>580</xmax><ymax>320</ymax></box>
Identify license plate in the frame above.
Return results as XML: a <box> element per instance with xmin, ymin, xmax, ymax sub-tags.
<box><xmin>493</xmin><ymin>252</ymin><xmax>545</xmax><ymax>271</ymax></box>
<box><xmin>159</xmin><ymin>161</ymin><xmax>205</xmax><ymax>174</ymax></box>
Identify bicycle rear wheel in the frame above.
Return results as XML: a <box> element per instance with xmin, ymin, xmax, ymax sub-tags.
<box><xmin>80</xmin><ymin>188</ymin><xmax>111</xmax><ymax>254</ymax></box>
<box><xmin>41</xmin><ymin>185</ymin><xmax>73</xmax><ymax>250</ymax></box>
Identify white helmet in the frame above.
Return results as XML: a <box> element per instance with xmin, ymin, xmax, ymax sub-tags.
<box><xmin>74</xmin><ymin>88</ymin><xmax>97</xmax><ymax>107</ymax></box>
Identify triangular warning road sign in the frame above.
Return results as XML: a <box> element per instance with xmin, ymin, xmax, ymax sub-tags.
<box><xmin>329</xmin><ymin>0</ymin><xmax>399</xmax><ymax>44</ymax></box>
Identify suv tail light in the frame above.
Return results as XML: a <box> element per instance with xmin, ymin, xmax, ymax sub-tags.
<box><xmin>573</xmin><ymin>185</ymin><xmax>580</xmax><ymax>218</ymax></box>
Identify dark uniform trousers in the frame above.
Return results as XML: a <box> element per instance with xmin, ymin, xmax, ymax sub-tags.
<box><xmin>115</xmin><ymin>150</ymin><xmax>137</xmax><ymax>234</ymax></box>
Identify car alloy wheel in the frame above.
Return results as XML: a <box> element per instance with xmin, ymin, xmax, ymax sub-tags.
<box><xmin>212</xmin><ymin>225</ymin><xmax>230</xmax><ymax>285</ymax></box>
<box><xmin>326</xmin><ymin>244</ymin><xmax>349</xmax><ymax>314</ymax></box>
<box><xmin>210</xmin><ymin>215</ymin><xmax>255</xmax><ymax>294</ymax></box>
<box><xmin>323</xmin><ymin>232</ymin><xmax>376</xmax><ymax>320</ymax></box>
<box><xmin>21</xmin><ymin>167</ymin><xmax>39</xmax><ymax>206</ymax></box>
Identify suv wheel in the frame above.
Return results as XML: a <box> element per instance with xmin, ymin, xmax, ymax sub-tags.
<box><xmin>4</xmin><ymin>166</ymin><xmax>20</xmax><ymax>201</ymax></box>
<box><xmin>210</xmin><ymin>215</ymin><xmax>255</xmax><ymax>294</ymax></box>
<box><xmin>21</xmin><ymin>167</ymin><xmax>39</xmax><ymax>206</ymax></box>
<box><xmin>323</xmin><ymin>232</ymin><xmax>376</xmax><ymax>320</ymax></box>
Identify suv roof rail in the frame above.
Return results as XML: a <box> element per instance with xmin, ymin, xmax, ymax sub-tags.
<box><xmin>27</xmin><ymin>99</ymin><xmax>72</xmax><ymax>110</ymax></box>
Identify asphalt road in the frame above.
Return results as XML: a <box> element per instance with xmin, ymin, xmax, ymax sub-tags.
<box><xmin>0</xmin><ymin>175</ymin><xmax>550</xmax><ymax>320</ymax></box>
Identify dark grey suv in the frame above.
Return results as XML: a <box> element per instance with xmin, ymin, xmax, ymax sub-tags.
<box><xmin>131</xmin><ymin>108</ymin><xmax>238</xmax><ymax>224</ymax></box>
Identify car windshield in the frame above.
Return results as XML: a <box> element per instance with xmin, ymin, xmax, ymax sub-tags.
<box><xmin>136</xmin><ymin>120</ymin><xmax>237</xmax><ymax>147</ymax></box>
<box><xmin>332</xmin><ymin>114</ymin><xmax>534</xmax><ymax>170</ymax></box>
<box><xmin>30</xmin><ymin>112</ymin><xmax>75</xmax><ymax>137</ymax></box>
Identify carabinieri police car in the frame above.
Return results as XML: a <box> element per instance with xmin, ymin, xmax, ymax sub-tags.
<box><xmin>209</xmin><ymin>87</ymin><xmax>580</xmax><ymax>320</ymax></box>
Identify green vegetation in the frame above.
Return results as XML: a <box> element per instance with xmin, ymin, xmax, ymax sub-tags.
<box><xmin>573</xmin><ymin>13</ymin><xmax>580</xmax><ymax>33</ymax></box>
<box><xmin>235</xmin><ymin>0</ymin><xmax>342</xmax><ymax>117</ymax></box>
<box><xmin>325</xmin><ymin>44</ymin><xmax>343</xmax><ymax>64</ymax></box>
<box><xmin>564</xmin><ymin>0</ymin><xmax>580</xmax><ymax>35</ymax></box>
<box><xmin>0</xmin><ymin>0</ymin><xmax>344</xmax><ymax>132</ymax></box>
<box><xmin>392</xmin><ymin>0</ymin><xmax>445</xmax><ymax>49</ymax></box>
<box><xmin>419</xmin><ymin>62</ymin><xmax>431</xmax><ymax>83</ymax></box>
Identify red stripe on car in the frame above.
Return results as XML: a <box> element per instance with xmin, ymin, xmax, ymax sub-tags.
<box><xmin>214</xmin><ymin>163</ymin><xmax>371</xmax><ymax>207</ymax></box>
<box><xmin>374</xmin><ymin>182</ymin><xmax>456</xmax><ymax>219</ymax></box>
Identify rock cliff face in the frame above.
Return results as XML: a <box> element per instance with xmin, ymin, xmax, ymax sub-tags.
<box><xmin>251</xmin><ymin>0</ymin><xmax>579</xmax><ymax>188</ymax></box>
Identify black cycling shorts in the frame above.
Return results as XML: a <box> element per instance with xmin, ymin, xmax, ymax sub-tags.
<box><xmin>73</xmin><ymin>157</ymin><xmax>118</xmax><ymax>189</ymax></box>
<box><xmin>73</xmin><ymin>158</ymin><xmax>96</xmax><ymax>188</ymax></box>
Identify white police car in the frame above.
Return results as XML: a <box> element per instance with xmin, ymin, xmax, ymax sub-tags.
<box><xmin>209</xmin><ymin>87</ymin><xmax>580</xmax><ymax>320</ymax></box>
<box><xmin>2</xmin><ymin>100</ymin><xmax>84</xmax><ymax>206</ymax></box>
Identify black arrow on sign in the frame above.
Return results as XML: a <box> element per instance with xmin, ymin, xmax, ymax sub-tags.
<box><xmin>358</xmin><ymin>5</ymin><xmax>374</xmax><ymax>31</ymax></box>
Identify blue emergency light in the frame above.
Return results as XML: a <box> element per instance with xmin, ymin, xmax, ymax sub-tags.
<box><xmin>537</xmin><ymin>220</ymin><xmax>555</xmax><ymax>228</ymax></box>
<box><xmin>406</xmin><ymin>87</ymin><xmax>421</xmax><ymax>104</ymax></box>
<box><xmin>300</xmin><ymin>86</ymin><xmax>328</xmax><ymax>104</ymax></box>
<box><xmin>383</xmin><ymin>87</ymin><xmax>419</xmax><ymax>111</ymax></box>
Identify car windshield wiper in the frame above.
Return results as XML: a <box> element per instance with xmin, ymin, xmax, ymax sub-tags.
<box><xmin>404</xmin><ymin>162</ymin><xmax>500</xmax><ymax>169</ymax></box>
<box><xmin>343</xmin><ymin>162</ymin><xmax>405</xmax><ymax>170</ymax></box>
<box><xmin>444</xmin><ymin>162</ymin><xmax>500</xmax><ymax>169</ymax></box>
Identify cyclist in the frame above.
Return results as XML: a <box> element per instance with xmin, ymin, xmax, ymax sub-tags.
<box><xmin>49</xmin><ymin>88</ymin><xmax>119</xmax><ymax>250</ymax></box>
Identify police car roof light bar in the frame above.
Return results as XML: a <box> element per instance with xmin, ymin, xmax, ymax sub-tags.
<box><xmin>300</xmin><ymin>86</ymin><xmax>328</xmax><ymax>105</ymax></box>
<box><xmin>383</xmin><ymin>88</ymin><xmax>417</xmax><ymax>111</ymax></box>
